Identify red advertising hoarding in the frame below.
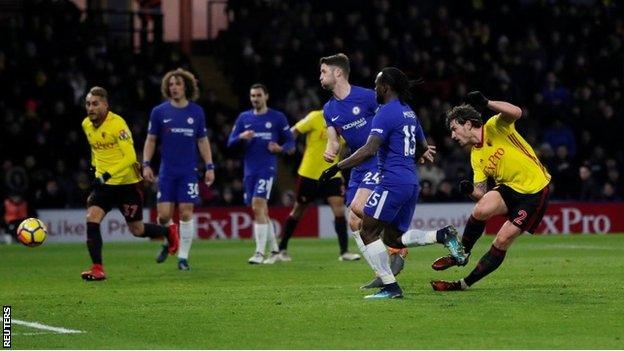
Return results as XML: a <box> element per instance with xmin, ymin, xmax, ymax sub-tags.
<box><xmin>485</xmin><ymin>202</ymin><xmax>624</xmax><ymax>234</ymax></box>
<box><xmin>151</xmin><ymin>206</ymin><xmax>319</xmax><ymax>239</ymax></box>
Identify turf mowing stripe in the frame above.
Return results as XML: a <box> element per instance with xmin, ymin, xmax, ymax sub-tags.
<box><xmin>13</xmin><ymin>319</ymin><xmax>85</xmax><ymax>334</ymax></box>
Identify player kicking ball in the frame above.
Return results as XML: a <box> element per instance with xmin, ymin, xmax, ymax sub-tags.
<box><xmin>320</xmin><ymin>68</ymin><xmax>466</xmax><ymax>299</ymax></box>
<box><xmin>431</xmin><ymin>92</ymin><xmax>551</xmax><ymax>291</ymax></box>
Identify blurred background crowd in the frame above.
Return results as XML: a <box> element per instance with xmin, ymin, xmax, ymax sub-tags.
<box><xmin>1</xmin><ymin>0</ymin><xmax>622</xmax><ymax>221</ymax></box>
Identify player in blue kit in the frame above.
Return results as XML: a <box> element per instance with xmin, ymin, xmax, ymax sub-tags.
<box><xmin>320</xmin><ymin>67</ymin><xmax>466</xmax><ymax>299</ymax></box>
<box><xmin>142</xmin><ymin>68</ymin><xmax>216</xmax><ymax>270</ymax></box>
<box><xmin>319</xmin><ymin>53</ymin><xmax>407</xmax><ymax>282</ymax></box>
<box><xmin>228</xmin><ymin>83</ymin><xmax>295</xmax><ymax>264</ymax></box>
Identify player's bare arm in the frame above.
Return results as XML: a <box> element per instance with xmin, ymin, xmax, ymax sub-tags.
<box><xmin>466</xmin><ymin>91</ymin><xmax>522</xmax><ymax>123</ymax></box>
<box><xmin>337</xmin><ymin>135</ymin><xmax>382</xmax><ymax>170</ymax></box>
<box><xmin>488</xmin><ymin>100</ymin><xmax>522</xmax><ymax>122</ymax></box>
<box><xmin>142</xmin><ymin>134</ymin><xmax>157</xmax><ymax>183</ymax></box>
<box><xmin>471</xmin><ymin>181</ymin><xmax>488</xmax><ymax>201</ymax></box>
<box><xmin>323</xmin><ymin>126</ymin><xmax>340</xmax><ymax>162</ymax></box>
<box><xmin>290</xmin><ymin>126</ymin><xmax>300</xmax><ymax>138</ymax></box>
<box><xmin>197</xmin><ymin>136</ymin><xmax>215</xmax><ymax>185</ymax></box>
<box><xmin>319</xmin><ymin>135</ymin><xmax>381</xmax><ymax>184</ymax></box>
<box><xmin>415</xmin><ymin>139</ymin><xmax>436</xmax><ymax>164</ymax></box>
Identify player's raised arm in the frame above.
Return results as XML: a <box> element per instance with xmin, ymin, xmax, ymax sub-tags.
<box><xmin>466</xmin><ymin>91</ymin><xmax>522</xmax><ymax>123</ymax></box>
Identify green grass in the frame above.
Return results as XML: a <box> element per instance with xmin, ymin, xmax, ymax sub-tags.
<box><xmin>2</xmin><ymin>234</ymin><xmax>623</xmax><ymax>349</ymax></box>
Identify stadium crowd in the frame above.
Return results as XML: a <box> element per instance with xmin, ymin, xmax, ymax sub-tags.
<box><xmin>1</xmin><ymin>0</ymin><xmax>623</xmax><ymax>218</ymax></box>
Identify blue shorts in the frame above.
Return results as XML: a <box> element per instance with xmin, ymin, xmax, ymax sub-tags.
<box><xmin>345</xmin><ymin>167</ymin><xmax>380</xmax><ymax>207</ymax></box>
<box><xmin>157</xmin><ymin>173</ymin><xmax>199</xmax><ymax>204</ymax></box>
<box><xmin>243</xmin><ymin>173</ymin><xmax>275</xmax><ymax>205</ymax></box>
<box><xmin>363</xmin><ymin>183</ymin><xmax>419</xmax><ymax>232</ymax></box>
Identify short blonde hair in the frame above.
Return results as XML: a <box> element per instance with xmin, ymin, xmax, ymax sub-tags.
<box><xmin>88</xmin><ymin>86</ymin><xmax>108</xmax><ymax>101</ymax></box>
<box><xmin>160</xmin><ymin>68</ymin><xmax>200</xmax><ymax>101</ymax></box>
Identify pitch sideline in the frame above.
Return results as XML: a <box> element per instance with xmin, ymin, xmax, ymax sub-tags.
<box><xmin>13</xmin><ymin>319</ymin><xmax>85</xmax><ymax>334</ymax></box>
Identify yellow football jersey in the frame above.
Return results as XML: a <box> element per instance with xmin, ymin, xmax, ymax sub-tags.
<box><xmin>82</xmin><ymin>111</ymin><xmax>142</xmax><ymax>185</ymax></box>
<box><xmin>471</xmin><ymin>113</ymin><xmax>550</xmax><ymax>194</ymax></box>
<box><xmin>295</xmin><ymin>110</ymin><xmax>342</xmax><ymax>180</ymax></box>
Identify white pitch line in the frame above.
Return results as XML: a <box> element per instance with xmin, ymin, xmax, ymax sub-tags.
<box><xmin>13</xmin><ymin>319</ymin><xmax>84</xmax><ymax>334</ymax></box>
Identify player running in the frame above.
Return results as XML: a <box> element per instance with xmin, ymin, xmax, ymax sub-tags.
<box><xmin>142</xmin><ymin>68</ymin><xmax>215</xmax><ymax>271</ymax></box>
<box><xmin>431</xmin><ymin>91</ymin><xmax>551</xmax><ymax>291</ymax></box>
<box><xmin>227</xmin><ymin>83</ymin><xmax>295</xmax><ymax>264</ymax></box>
<box><xmin>320</xmin><ymin>68</ymin><xmax>466</xmax><ymax>299</ymax></box>
<box><xmin>80</xmin><ymin>86</ymin><xmax>178</xmax><ymax>281</ymax></box>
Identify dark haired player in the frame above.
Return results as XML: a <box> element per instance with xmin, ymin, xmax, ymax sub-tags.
<box><xmin>228</xmin><ymin>83</ymin><xmax>295</xmax><ymax>264</ymax></box>
<box><xmin>431</xmin><ymin>91</ymin><xmax>551</xmax><ymax>291</ymax></box>
<box><xmin>320</xmin><ymin>68</ymin><xmax>465</xmax><ymax>299</ymax></box>
<box><xmin>319</xmin><ymin>54</ymin><xmax>408</xmax><ymax>285</ymax></box>
<box><xmin>81</xmin><ymin>86</ymin><xmax>178</xmax><ymax>281</ymax></box>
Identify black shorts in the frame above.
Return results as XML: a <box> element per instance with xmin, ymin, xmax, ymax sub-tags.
<box><xmin>494</xmin><ymin>183</ymin><xmax>550</xmax><ymax>234</ymax></box>
<box><xmin>87</xmin><ymin>183</ymin><xmax>144</xmax><ymax>222</ymax></box>
<box><xmin>295</xmin><ymin>176</ymin><xmax>344</xmax><ymax>204</ymax></box>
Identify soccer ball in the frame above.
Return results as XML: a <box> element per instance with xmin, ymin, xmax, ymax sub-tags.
<box><xmin>17</xmin><ymin>218</ymin><xmax>47</xmax><ymax>247</ymax></box>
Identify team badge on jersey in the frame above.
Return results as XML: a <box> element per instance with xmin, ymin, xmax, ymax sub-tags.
<box><xmin>352</xmin><ymin>106</ymin><xmax>361</xmax><ymax>115</ymax></box>
<box><xmin>187</xmin><ymin>117</ymin><xmax>194</xmax><ymax>124</ymax></box>
<box><xmin>118</xmin><ymin>129</ymin><xmax>130</xmax><ymax>141</ymax></box>
<box><xmin>265</xmin><ymin>122</ymin><xmax>272</xmax><ymax>129</ymax></box>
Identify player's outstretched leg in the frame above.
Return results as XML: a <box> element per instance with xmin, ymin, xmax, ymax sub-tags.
<box><xmin>432</xmin><ymin>216</ymin><xmax>484</xmax><ymax>270</ymax></box>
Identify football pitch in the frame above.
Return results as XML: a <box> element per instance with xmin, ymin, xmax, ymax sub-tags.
<box><xmin>2</xmin><ymin>234</ymin><xmax>623</xmax><ymax>349</ymax></box>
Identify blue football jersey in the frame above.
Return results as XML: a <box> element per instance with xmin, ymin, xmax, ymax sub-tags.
<box><xmin>148</xmin><ymin>101</ymin><xmax>207</xmax><ymax>176</ymax></box>
<box><xmin>323</xmin><ymin>85</ymin><xmax>378</xmax><ymax>171</ymax></box>
<box><xmin>369</xmin><ymin>98</ymin><xmax>425</xmax><ymax>185</ymax></box>
<box><xmin>227</xmin><ymin>108</ymin><xmax>295</xmax><ymax>176</ymax></box>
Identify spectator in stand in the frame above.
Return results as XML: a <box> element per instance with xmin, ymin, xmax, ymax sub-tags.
<box><xmin>578</xmin><ymin>165</ymin><xmax>600</xmax><ymax>201</ymax></box>
<box><xmin>543</xmin><ymin>119</ymin><xmax>576</xmax><ymax>158</ymax></box>
<box><xmin>600</xmin><ymin>182</ymin><xmax>620</xmax><ymax>202</ymax></box>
